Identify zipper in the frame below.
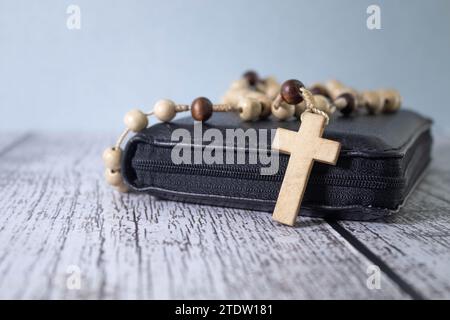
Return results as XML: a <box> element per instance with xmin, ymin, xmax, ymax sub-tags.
<box><xmin>132</xmin><ymin>160</ymin><xmax>405</xmax><ymax>190</ymax></box>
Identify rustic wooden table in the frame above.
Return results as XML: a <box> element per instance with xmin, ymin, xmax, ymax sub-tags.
<box><xmin>0</xmin><ymin>132</ymin><xmax>449</xmax><ymax>299</ymax></box>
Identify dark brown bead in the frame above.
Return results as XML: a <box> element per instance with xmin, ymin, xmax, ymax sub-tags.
<box><xmin>243</xmin><ymin>70</ymin><xmax>259</xmax><ymax>87</ymax></box>
<box><xmin>310</xmin><ymin>85</ymin><xmax>330</xmax><ymax>99</ymax></box>
<box><xmin>336</xmin><ymin>93</ymin><xmax>356</xmax><ymax>115</ymax></box>
<box><xmin>280</xmin><ymin>79</ymin><xmax>305</xmax><ymax>105</ymax></box>
<box><xmin>191</xmin><ymin>97</ymin><xmax>213</xmax><ymax>121</ymax></box>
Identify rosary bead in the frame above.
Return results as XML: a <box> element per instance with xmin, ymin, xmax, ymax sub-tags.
<box><xmin>362</xmin><ymin>91</ymin><xmax>384</xmax><ymax>114</ymax></box>
<box><xmin>280</xmin><ymin>79</ymin><xmax>305</xmax><ymax>105</ymax></box>
<box><xmin>238</xmin><ymin>98</ymin><xmax>262</xmax><ymax>121</ymax></box>
<box><xmin>326</xmin><ymin>80</ymin><xmax>349</xmax><ymax>100</ymax></box>
<box><xmin>102</xmin><ymin>147</ymin><xmax>122</xmax><ymax>170</ymax></box>
<box><xmin>154</xmin><ymin>99</ymin><xmax>177</xmax><ymax>122</ymax></box>
<box><xmin>104</xmin><ymin>169</ymin><xmax>123</xmax><ymax>186</ymax></box>
<box><xmin>191</xmin><ymin>97</ymin><xmax>213</xmax><ymax>121</ymax></box>
<box><xmin>264</xmin><ymin>77</ymin><xmax>281</xmax><ymax>100</ymax></box>
<box><xmin>335</xmin><ymin>93</ymin><xmax>356</xmax><ymax>115</ymax></box>
<box><xmin>246</xmin><ymin>91</ymin><xmax>272</xmax><ymax>119</ymax></box>
<box><xmin>243</xmin><ymin>70</ymin><xmax>259</xmax><ymax>86</ymax></box>
<box><xmin>124</xmin><ymin>109</ymin><xmax>148</xmax><ymax>132</ymax></box>
<box><xmin>116</xmin><ymin>183</ymin><xmax>129</xmax><ymax>193</ymax></box>
<box><xmin>272</xmin><ymin>102</ymin><xmax>295</xmax><ymax>120</ymax></box>
<box><xmin>230</xmin><ymin>79</ymin><xmax>249</xmax><ymax>91</ymax></box>
<box><xmin>258</xmin><ymin>96</ymin><xmax>272</xmax><ymax>119</ymax></box>
<box><xmin>221</xmin><ymin>88</ymin><xmax>251</xmax><ymax>106</ymax></box>
<box><xmin>326</xmin><ymin>79</ymin><xmax>345</xmax><ymax>91</ymax></box>
<box><xmin>220</xmin><ymin>92</ymin><xmax>234</xmax><ymax>105</ymax></box>
<box><xmin>309</xmin><ymin>83</ymin><xmax>330</xmax><ymax>99</ymax></box>
<box><xmin>294</xmin><ymin>101</ymin><xmax>307</xmax><ymax>118</ymax></box>
<box><xmin>379</xmin><ymin>89</ymin><xmax>402</xmax><ymax>113</ymax></box>
<box><xmin>313</xmin><ymin>94</ymin><xmax>333</xmax><ymax>115</ymax></box>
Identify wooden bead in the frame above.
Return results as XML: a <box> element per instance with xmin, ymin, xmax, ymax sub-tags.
<box><xmin>335</xmin><ymin>93</ymin><xmax>356</xmax><ymax>115</ymax></box>
<box><xmin>325</xmin><ymin>80</ymin><xmax>348</xmax><ymax>100</ymax></box>
<box><xmin>313</xmin><ymin>95</ymin><xmax>333</xmax><ymax>115</ymax></box>
<box><xmin>264</xmin><ymin>77</ymin><xmax>281</xmax><ymax>100</ymax></box>
<box><xmin>229</xmin><ymin>79</ymin><xmax>249</xmax><ymax>91</ymax></box>
<box><xmin>238</xmin><ymin>98</ymin><xmax>262</xmax><ymax>121</ymax></box>
<box><xmin>104</xmin><ymin>169</ymin><xmax>122</xmax><ymax>186</ymax></box>
<box><xmin>264</xmin><ymin>76</ymin><xmax>279</xmax><ymax>86</ymax></box>
<box><xmin>243</xmin><ymin>70</ymin><xmax>259</xmax><ymax>86</ymax></box>
<box><xmin>246</xmin><ymin>91</ymin><xmax>272</xmax><ymax>119</ymax></box>
<box><xmin>154</xmin><ymin>99</ymin><xmax>177</xmax><ymax>122</ymax></box>
<box><xmin>116</xmin><ymin>183</ymin><xmax>129</xmax><ymax>193</ymax></box>
<box><xmin>379</xmin><ymin>89</ymin><xmax>402</xmax><ymax>113</ymax></box>
<box><xmin>102</xmin><ymin>147</ymin><xmax>122</xmax><ymax>170</ymax></box>
<box><xmin>191</xmin><ymin>97</ymin><xmax>213</xmax><ymax>121</ymax></box>
<box><xmin>255</xmin><ymin>81</ymin><xmax>266</xmax><ymax>93</ymax></box>
<box><xmin>294</xmin><ymin>101</ymin><xmax>306</xmax><ymax>118</ymax></box>
<box><xmin>221</xmin><ymin>88</ymin><xmax>251</xmax><ymax>106</ymax></box>
<box><xmin>258</xmin><ymin>96</ymin><xmax>272</xmax><ymax>119</ymax></box>
<box><xmin>325</xmin><ymin>79</ymin><xmax>345</xmax><ymax>92</ymax></box>
<box><xmin>220</xmin><ymin>92</ymin><xmax>234</xmax><ymax>105</ymax></box>
<box><xmin>280</xmin><ymin>79</ymin><xmax>305</xmax><ymax>105</ymax></box>
<box><xmin>124</xmin><ymin>109</ymin><xmax>148</xmax><ymax>132</ymax></box>
<box><xmin>309</xmin><ymin>83</ymin><xmax>330</xmax><ymax>99</ymax></box>
<box><xmin>271</xmin><ymin>102</ymin><xmax>295</xmax><ymax>120</ymax></box>
<box><xmin>362</xmin><ymin>91</ymin><xmax>384</xmax><ymax>114</ymax></box>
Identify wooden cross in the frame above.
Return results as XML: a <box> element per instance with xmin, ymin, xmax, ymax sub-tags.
<box><xmin>271</xmin><ymin>112</ymin><xmax>341</xmax><ymax>226</ymax></box>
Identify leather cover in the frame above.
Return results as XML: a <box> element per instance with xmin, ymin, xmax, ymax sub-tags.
<box><xmin>122</xmin><ymin>110</ymin><xmax>433</xmax><ymax>220</ymax></box>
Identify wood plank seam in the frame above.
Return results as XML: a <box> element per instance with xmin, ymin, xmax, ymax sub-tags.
<box><xmin>326</xmin><ymin>219</ymin><xmax>425</xmax><ymax>300</ymax></box>
<box><xmin>0</xmin><ymin>133</ymin><xmax>32</xmax><ymax>158</ymax></box>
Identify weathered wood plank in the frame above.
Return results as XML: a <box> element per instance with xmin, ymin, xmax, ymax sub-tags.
<box><xmin>338</xmin><ymin>136</ymin><xmax>450</xmax><ymax>299</ymax></box>
<box><xmin>0</xmin><ymin>132</ymin><xmax>30</xmax><ymax>155</ymax></box>
<box><xmin>0</xmin><ymin>133</ymin><xmax>407</xmax><ymax>299</ymax></box>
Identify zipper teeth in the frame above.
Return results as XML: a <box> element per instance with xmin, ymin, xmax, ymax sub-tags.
<box><xmin>132</xmin><ymin>160</ymin><xmax>405</xmax><ymax>189</ymax></box>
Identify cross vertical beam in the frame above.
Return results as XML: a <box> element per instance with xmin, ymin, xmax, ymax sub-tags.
<box><xmin>271</xmin><ymin>112</ymin><xmax>341</xmax><ymax>226</ymax></box>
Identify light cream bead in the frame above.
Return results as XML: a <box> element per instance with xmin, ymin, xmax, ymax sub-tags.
<box><xmin>325</xmin><ymin>79</ymin><xmax>345</xmax><ymax>95</ymax></box>
<box><xmin>379</xmin><ymin>89</ymin><xmax>402</xmax><ymax>112</ymax></box>
<box><xmin>220</xmin><ymin>93</ymin><xmax>233</xmax><ymax>105</ymax></box>
<box><xmin>246</xmin><ymin>91</ymin><xmax>272</xmax><ymax>119</ymax></box>
<box><xmin>313</xmin><ymin>94</ymin><xmax>333</xmax><ymax>115</ymax></box>
<box><xmin>294</xmin><ymin>101</ymin><xmax>307</xmax><ymax>118</ymax></box>
<box><xmin>154</xmin><ymin>99</ymin><xmax>177</xmax><ymax>122</ymax></box>
<box><xmin>221</xmin><ymin>88</ymin><xmax>251</xmax><ymax>106</ymax></box>
<box><xmin>102</xmin><ymin>147</ymin><xmax>122</xmax><ymax>170</ymax></box>
<box><xmin>330</xmin><ymin>87</ymin><xmax>355</xmax><ymax>101</ymax></box>
<box><xmin>271</xmin><ymin>102</ymin><xmax>295</xmax><ymax>120</ymax></box>
<box><xmin>116</xmin><ymin>183</ymin><xmax>129</xmax><ymax>193</ymax></box>
<box><xmin>265</xmin><ymin>83</ymin><xmax>281</xmax><ymax>100</ymax></box>
<box><xmin>238</xmin><ymin>98</ymin><xmax>262</xmax><ymax>121</ymax></box>
<box><xmin>264</xmin><ymin>77</ymin><xmax>281</xmax><ymax>100</ymax></box>
<box><xmin>362</xmin><ymin>91</ymin><xmax>384</xmax><ymax>114</ymax></box>
<box><xmin>220</xmin><ymin>91</ymin><xmax>235</xmax><ymax>105</ymax></box>
<box><xmin>229</xmin><ymin>78</ymin><xmax>249</xmax><ymax>91</ymax></box>
<box><xmin>104</xmin><ymin>169</ymin><xmax>122</xmax><ymax>186</ymax></box>
<box><xmin>255</xmin><ymin>82</ymin><xmax>266</xmax><ymax>93</ymax></box>
<box><xmin>264</xmin><ymin>76</ymin><xmax>279</xmax><ymax>86</ymax></box>
<box><xmin>124</xmin><ymin>109</ymin><xmax>148</xmax><ymax>132</ymax></box>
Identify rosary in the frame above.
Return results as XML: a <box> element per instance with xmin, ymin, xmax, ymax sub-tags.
<box><xmin>102</xmin><ymin>71</ymin><xmax>401</xmax><ymax>226</ymax></box>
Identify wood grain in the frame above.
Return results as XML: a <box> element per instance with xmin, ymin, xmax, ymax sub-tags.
<box><xmin>337</xmin><ymin>135</ymin><xmax>450</xmax><ymax>299</ymax></box>
<box><xmin>0</xmin><ymin>133</ymin><xmax>406</xmax><ymax>299</ymax></box>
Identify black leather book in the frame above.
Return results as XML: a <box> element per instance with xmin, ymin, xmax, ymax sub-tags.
<box><xmin>122</xmin><ymin>110</ymin><xmax>432</xmax><ymax>220</ymax></box>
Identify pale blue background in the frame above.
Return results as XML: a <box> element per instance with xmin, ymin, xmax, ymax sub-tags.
<box><xmin>1</xmin><ymin>0</ymin><xmax>449</xmax><ymax>131</ymax></box>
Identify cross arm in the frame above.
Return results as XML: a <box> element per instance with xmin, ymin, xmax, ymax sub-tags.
<box><xmin>314</xmin><ymin>138</ymin><xmax>341</xmax><ymax>165</ymax></box>
<box><xmin>272</xmin><ymin>128</ymin><xmax>298</xmax><ymax>154</ymax></box>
